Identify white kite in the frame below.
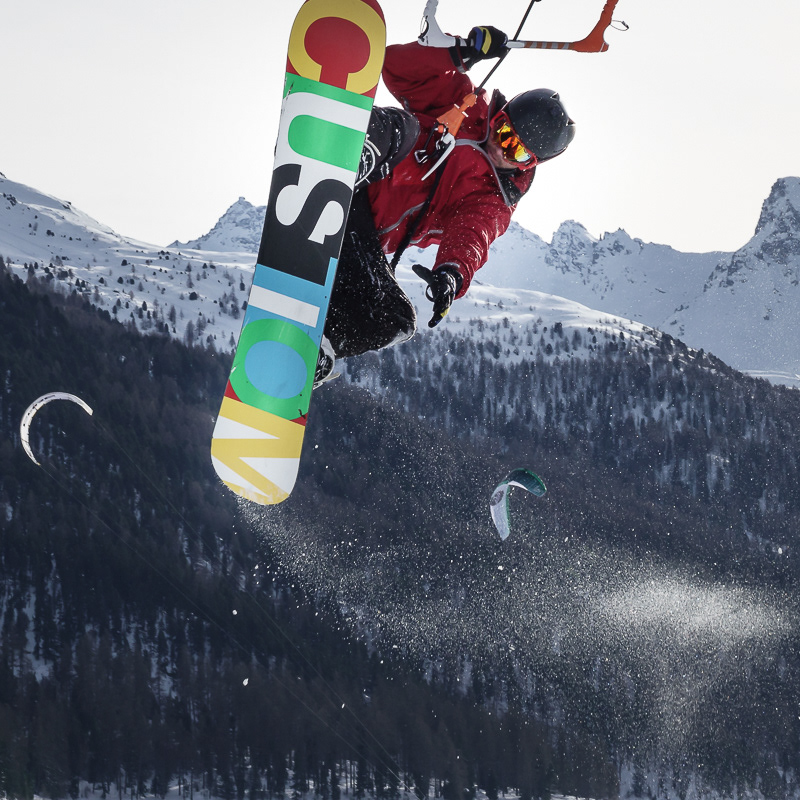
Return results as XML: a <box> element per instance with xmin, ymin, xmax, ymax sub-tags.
<box><xmin>490</xmin><ymin>468</ymin><xmax>547</xmax><ymax>540</ymax></box>
<box><xmin>20</xmin><ymin>392</ymin><xmax>94</xmax><ymax>466</ymax></box>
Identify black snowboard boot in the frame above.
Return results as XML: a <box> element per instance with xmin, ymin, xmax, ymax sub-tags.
<box><xmin>323</xmin><ymin>193</ymin><xmax>416</xmax><ymax>359</ymax></box>
<box><xmin>355</xmin><ymin>106</ymin><xmax>420</xmax><ymax>189</ymax></box>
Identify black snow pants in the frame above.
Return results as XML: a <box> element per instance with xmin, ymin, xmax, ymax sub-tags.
<box><xmin>323</xmin><ymin>107</ymin><xmax>420</xmax><ymax>359</ymax></box>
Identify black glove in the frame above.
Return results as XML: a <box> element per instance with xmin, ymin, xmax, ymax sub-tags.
<box><xmin>412</xmin><ymin>264</ymin><xmax>463</xmax><ymax>328</ymax></box>
<box><xmin>456</xmin><ymin>26</ymin><xmax>509</xmax><ymax>69</ymax></box>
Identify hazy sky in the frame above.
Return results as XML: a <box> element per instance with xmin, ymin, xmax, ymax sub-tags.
<box><xmin>3</xmin><ymin>0</ymin><xmax>798</xmax><ymax>253</ymax></box>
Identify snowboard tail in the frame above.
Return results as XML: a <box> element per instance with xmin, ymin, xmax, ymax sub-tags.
<box><xmin>211</xmin><ymin>0</ymin><xmax>386</xmax><ymax>505</ymax></box>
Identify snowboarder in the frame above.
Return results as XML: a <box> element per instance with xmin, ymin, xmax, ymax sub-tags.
<box><xmin>316</xmin><ymin>25</ymin><xmax>575</xmax><ymax>384</ymax></box>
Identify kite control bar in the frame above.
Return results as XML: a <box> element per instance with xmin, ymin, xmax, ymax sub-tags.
<box><xmin>506</xmin><ymin>0</ymin><xmax>627</xmax><ymax>53</ymax></box>
<box><xmin>419</xmin><ymin>0</ymin><xmax>627</xmax><ymax>54</ymax></box>
<box><xmin>414</xmin><ymin>0</ymin><xmax>627</xmax><ymax>176</ymax></box>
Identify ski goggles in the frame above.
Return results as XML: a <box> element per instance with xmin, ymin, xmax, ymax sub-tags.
<box><xmin>494</xmin><ymin>113</ymin><xmax>537</xmax><ymax>168</ymax></box>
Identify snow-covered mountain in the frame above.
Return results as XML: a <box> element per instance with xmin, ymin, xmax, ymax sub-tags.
<box><xmin>482</xmin><ymin>179</ymin><xmax>800</xmax><ymax>386</ymax></box>
<box><xmin>3</xmin><ymin>169</ymin><xmax>799</xmax><ymax>386</ymax></box>
<box><xmin>0</xmin><ymin>171</ymin><xmax>660</xmax><ymax>368</ymax></box>
<box><xmin>663</xmin><ymin>177</ymin><xmax>800</xmax><ymax>383</ymax></box>
<box><xmin>476</xmin><ymin>219</ymin><xmax>723</xmax><ymax>333</ymax></box>
<box><xmin>172</xmin><ymin>196</ymin><xmax>723</xmax><ymax>334</ymax></box>
<box><xmin>170</xmin><ymin>175</ymin><xmax>800</xmax><ymax>386</ymax></box>
<box><xmin>171</xmin><ymin>196</ymin><xmax>266</xmax><ymax>253</ymax></box>
<box><xmin>0</xmin><ymin>172</ymin><xmax>256</xmax><ymax>351</ymax></box>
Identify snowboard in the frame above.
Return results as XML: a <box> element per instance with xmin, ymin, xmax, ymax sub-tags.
<box><xmin>211</xmin><ymin>0</ymin><xmax>386</xmax><ymax>505</ymax></box>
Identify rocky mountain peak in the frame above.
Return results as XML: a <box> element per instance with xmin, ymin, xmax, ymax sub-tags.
<box><xmin>750</xmin><ymin>177</ymin><xmax>800</xmax><ymax>267</ymax></box>
<box><xmin>546</xmin><ymin>220</ymin><xmax>596</xmax><ymax>272</ymax></box>
<box><xmin>755</xmin><ymin>177</ymin><xmax>800</xmax><ymax>237</ymax></box>
<box><xmin>173</xmin><ymin>197</ymin><xmax>266</xmax><ymax>252</ymax></box>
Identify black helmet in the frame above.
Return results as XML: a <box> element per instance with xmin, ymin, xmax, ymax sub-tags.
<box><xmin>504</xmin><ymin>89</ymin><xmax>575</xmax><ymax>163</ymax></box>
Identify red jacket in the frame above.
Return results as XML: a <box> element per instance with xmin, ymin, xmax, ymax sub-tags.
<box><xmin>367</xmin><ymin>41</ymin><xmax>535</xmax><ymax>298</ymax></box>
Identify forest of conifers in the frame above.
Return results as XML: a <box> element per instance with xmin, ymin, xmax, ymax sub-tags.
<box><xmin>2</xmin><ymin>261</ymin><xmax>800</xmax><ymax>800</ymax></box>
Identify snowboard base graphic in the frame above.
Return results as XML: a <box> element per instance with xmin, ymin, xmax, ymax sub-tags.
<box><xmin>211</xmin><ymin>0</ymin><xmax>386</xmax><ymax>504</ymax></box>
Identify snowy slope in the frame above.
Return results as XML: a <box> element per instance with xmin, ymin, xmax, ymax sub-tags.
<box><xmin>1</xmin><ymin>172</ymin><xmax>256</xmax><ymax>352</ymax></box>
<box><xmin>664</xmin><ymin>177</ymin><xmax>800</xmax><ymax>384</ymax></box>
<box><xmin>171</xmin><ymin>199</ymin><xmax>722</xmax><ymax>335</ymax></box>
<box><xmin>477</xmin><ymin>220</ymin><xmax>723</xmax><ymax>333</ymax></box>
<box><xmin>0</xmin><ymin>171</ymin><xmax>659</xmax><ymax>366</ymax></box>
<box><xmin>170</xmin><ymin>176</ymin><xmax>800</xmax><ymax>387</ymax></box>
<box><xmin>0</xmin><ymin>174</ymin><xmax>151</xmax><ymax>264</ymax></box>
<box><xmin>3</xmin><ymin>169</ymin><xmax>799</xmax><ymax>386</ymax></box>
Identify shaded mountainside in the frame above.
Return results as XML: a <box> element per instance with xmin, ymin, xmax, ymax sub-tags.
<box><xmin>2</xmin><ymin>164</ymin><xmax>800</xmax><ymax>798</ymax></box>
<box><xmin>5</xmin><ymin>260</ymin><xmax>800</xmax><ymax>799</ymax></box>
<box><xmin>340</xmin><ymin>325</ymin><xmax>800</xmax><ymax>559</ymax></box>
<box><xmin>0</xmin><ymin>265</ymin><xmax>622</xmax><ymax>800</ymax></box>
